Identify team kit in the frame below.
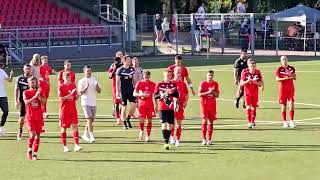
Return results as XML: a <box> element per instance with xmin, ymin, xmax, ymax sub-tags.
<box><xmin>2</xmin><ymin>52</ymin><xmax>296</xmax><ymax>160</ymax></box>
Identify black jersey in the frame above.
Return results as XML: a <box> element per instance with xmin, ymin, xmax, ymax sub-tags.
<box><xmin>16</xmin><ymin>74</ymin><xmax>29</xmax><ymax>102</ymax></box>
<box><xmin>234</xmin><ymin>58</ymin><xmax>248</xmax><ymax>78</ymax></box>
<box><xmin>116</xmin><ymin>66</ymin><xmax>135</xmax><ymax>92</ymax></box>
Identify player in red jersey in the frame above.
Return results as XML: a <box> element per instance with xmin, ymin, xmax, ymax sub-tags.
<box><xmin>58</xmin><ymin>60</ymin><xmax>75</xmax><ymax>85</ymax></box>
<box><xmin>58</xmin><ymin>72</ymin><xmax>81</xmax><ymax>152</ymax></box>
<box><xmin>170</xmin><ymin>67</ymin><xmax>189</xmax><ymax>147</ymax></box>
<box><xmin>168</xmin><ymin>55</ymin><xmax>196</xmax><ymax>96</ymax></box>
<box><xmin>108</xmin><ymin>57</ymin><xmax>122</xmax><ymax>125</ymax></box>
<box><xmin>39</xmin><ymin>56</ymin><xmax>57</xmax><ymax>118</ymax></box>
<box><xmin>154</xmin><ymin>69</ymin><xmax>179</xmax><ymax>150</ymax></box>
<box><xmin>198</xmin><ymin>70</ymin><xmax>219</xmax><ymax>145</ymax></box>
<box><xmin>275</xmin><ymin>56</ymin><xmax>296</xmax><ymax>128</ymax></box>
<box><xmin>23</xmin><ymin>77</ymin><xmax>46</xmax><ymax>160</ymax></box>
<box><xmin>133</xmin><ymin>71</ymin><xmax>156</xmax><ymax>142</ymax></box>
<box><xmin>241</xmin><ymin>60</ymin><xmax>264</xmax><ymax>129</ymax></box>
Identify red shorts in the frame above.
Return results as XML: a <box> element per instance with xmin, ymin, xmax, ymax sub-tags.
<box><xmin>245</xmin><ymin>95</ymin><xmax>259</xmax><ymax>107</ymax></box>
<box><xmin>59</xmin><ymin>114</ymin><xmax>78</xmax><ymax>128</ymax></box>
<box><xmin>201</xmin><ymin>106</ymin><xmax>217</xmax><ymax>120</ymax></box>
<box><xmin>279</xmin><ymin>89</ymin><xmax>295</xmax><ymax>105</ymax></box>
<box><xmin>27</xmin><ymin>119</ymin><xmax>45</xmax><ymax>134</ymax></box>
<box><xmin>39</xmin><ymin>81</ymin><xmax>50</xmax><ymax>99</ymax></box>
<box><xmin>175</xmin><ymin>107</ymin><xmax>185</xmax><ymax>120</ymax></box>
<box><xmin>138</xmin><ymin>106</ymin><xmax>154</xmax><ymax>119</ymax></box>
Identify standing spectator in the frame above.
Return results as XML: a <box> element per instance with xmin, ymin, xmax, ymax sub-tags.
<box><xmin>29</xmin><ymin>54</ymin><xmax>41</xmax><ymax>80</ymax></box>
<box><xmin>220</xmin><ymin>0</ymin><xmax>229</xmax><ymax>13</ymax></box>
<box><xmin>161</xmin><ymin>17</ymin><xmax>171</xmax><ymax>46</ymax></box>
<box><xmin>248</xmin><ymin>26</ymin><xmax>257</xmax><ymax>50</ymax></box>
<box><xmin>197</xmin><ymin>3</ymin><xmax>206</xmax><ymax>22</ymax></box>
<box><xmin>171</xmin><ymin>14</ymin><xmax>177</xmax><ymax>42</ymax></box>
<box><xmin>240</xmin><ymin>24</ymin><xmax>249</xmax><ymax>52</ymax></box>
<box><xmin>236</xmin><ymin>0</ymin><xmax>246</xmax><ymax>13</ymax></box>
<box><xmin>155</xmin><ymin>14</ymin><xmax>163</xmax><ymax>45</ymax></box>
<box><xmin>0</xmin><ymin>66</ymin><xmax>13</xmax><ymax>135</ymax></box>
<box><xmin>0</xmin><ymin>44</ymin><xmax>9</xmax><ymax>67</ymax></box>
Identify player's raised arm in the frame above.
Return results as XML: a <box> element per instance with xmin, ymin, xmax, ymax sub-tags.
<box><xmin>5</xmin><ymin>70</ymin><xmax>13</xmax><ymax>82</ymax></box>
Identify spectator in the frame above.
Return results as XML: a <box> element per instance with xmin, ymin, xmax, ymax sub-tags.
<box><xmin>161</xmin><ymin>17</ymin><xmax>171</xmax><ymax>46</ymax></box>
<box><xmin>29</xmin><ymin>54</ymin><xmax>41</xmax><ymax>80</ymax></box>
<box><xmin>220</xmin><ymin>0</ymin><xmax>229</xmax><ymax>13</ymax></box>
<box><xmin>0</xmin><ymin>44</ymin><xmax>7</xmax><ymax>66</ymax></box>
<box><xmin>240</xmin><ymin>24</ymin><xmax>249</xmax><ymax>52</ymax></box>
<box><xmin>236</xmin><ymin>0</ymin><xmax>246</xmax><ymax>13</ymax></box>
<box><xmin>155</xmin><ymin>14</ymin><xmax>163</xmax><ymax>45</ymax></box>
<box><xmin>241</xmin><ymin>18</ymin><xmax>248</xmax><ymax>28</ymax></box>
<box><xmin>197</xmin><ymin>3</ymin><xmax>206</xmax><ymax>21</ymax></box>
<box><xmin>171</xmin><ymin>14</ymin><xmax>177</xmax><ymax>42</ymax></box>
<box><xmin>248</xmin><ymin>26</ymin><xmax>257</xmax><ymax>50</ymax></box>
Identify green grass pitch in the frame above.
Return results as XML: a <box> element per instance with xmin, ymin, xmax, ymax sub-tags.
<box><xmin>1</xmin><ymin>56</ymin><xmax>320</xmax><ymax>180</ymax></box>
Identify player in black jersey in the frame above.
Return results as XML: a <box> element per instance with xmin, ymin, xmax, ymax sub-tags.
<box><xmin>116</xmin><ymin>55</ymin><xmax>137</xmax><ymax>129</ymax></box>
<box><xmin>234</xmin><ymin>51</ymin><xmax>248</xmax><ymax>108</ymax></box>
<box><xmin>15</xmin><ymin>64</ymin><xmax>32</xmax><ymax>140</ymax></box>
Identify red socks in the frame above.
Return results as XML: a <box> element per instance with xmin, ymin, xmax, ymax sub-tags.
<box><xmin>201</xmin><ymin>124</ymin><xmax>207</xmax><ymax>140</ymax></box>
<box><xmin>146</xmin><ymin>122</ymin><xmax>152</xmax><ymax>136</ymax></box>
<box><xmin>207</xmin><ymin>124</ymin><xmax>213</xmax><ymax>141</ymax></box>
<box><xmin>246</xmin><ymin>109</ymin><xmax>252</xmax><ymax>123</ymax></box>
<box><xmin>28</xmin><ymin>138</ymin><xmax>35</xmax><ymax>149</ymax></box>
<box><xmin>73</xmin><ymin>131</ymin><xmax>79</xmax><ymax>145</ymax></box>
<box><xmin>139</xmin><ymin>122</ymin><xmax>144</xmax><ymax>131</ymax></box>
<box><xmin>282</xmin><ymin>111</ymin><xmax>287</xmax><ymax>121</ymax></box>
<box><xmin>42</xmin><ymin>102</ymin><xmax>47</xmax><ymax>114</ymax></box>
<box><xmin>33</xmin><ymin>138</ymin><xmax>40</xmax><ymax>153</ymax></box>
<box><xmin>251</xmin><ymin>108</ymin><xmax>256</xmax><ymax>123</ymax></box>
<box><xmin>170</xmin><ymin>127</ymin><xmax>174</xmax><ymax>137</ymax></box>
<box><xmin>61</xmin><ymin>132</ymin><xmax>67</xmax><ymax>146</ymax></box>
<box><xmin>176</xmin><ymin>127</ymin><xmax>182</xmax><ymax>141</ymax></box>
<box><xmin>290</xmin><ymin>110</ymin><xmax>294</xmax><ymax>121</ymax></box>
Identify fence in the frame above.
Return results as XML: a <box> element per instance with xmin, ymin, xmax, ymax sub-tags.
<box><xmin>135</xmin><ymin>13</ymin><xmax>320</xmax><ymax>57</ymax></box>
<box><xmin>0</xmin><ymin>32</ymin><xmax>24</xmax><ymax>64</ymax></box>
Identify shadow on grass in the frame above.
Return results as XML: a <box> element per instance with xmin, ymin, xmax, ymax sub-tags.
<box><xmin>40</xmin><ymin>158</ymin><xmax>188</xmax><ymax>163</ymax></box>
<box><xmin>82</xmin><ymin>150</ymin><xmax>217</xmax><ymax>155</ymax></box>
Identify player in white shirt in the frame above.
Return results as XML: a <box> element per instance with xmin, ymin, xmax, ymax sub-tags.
<box><xmin>0</xmin><ymin>65</ymin><xmax>13</xmax><ymax>135</ymax></box>
<box><xmin>78</xmin><ymin>65</ymin><xmax>101</xmax><ymax>143</ymax></box>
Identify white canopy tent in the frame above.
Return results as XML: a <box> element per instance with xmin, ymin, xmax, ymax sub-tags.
<box><xmin>264</xmin><ymin>4</ymin><xmax>320</xmax><ymax>51</ymax></box>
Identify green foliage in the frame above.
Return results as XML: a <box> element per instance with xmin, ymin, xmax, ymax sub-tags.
<box><xmin>206</xmin><ymin>0</ymin><xmax>233</xmax><ymax>13</ymax></box>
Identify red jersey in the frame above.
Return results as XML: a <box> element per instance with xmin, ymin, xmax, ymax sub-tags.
<box><xmin>241</xmin><ymin>69</ymin><xmax>263</xmax><ymax>97</ymax></box>
<box><xmin>107</xmin><ymin>64</ymin><xmax>118</xmax><ymax>90</ymax></box>
<box><xmin>39</xmin><ymin>64</ymin><xmax>52</xmax><ymax>83</ymax></box>
<box><xmin>135</xmin><ymin>80</ymin><xmax>156</xmax><ymax>107</ymax></box>
<box><xmin>199</xmin><ymin>80</ymin><xmax>219</xmax><ymax>107</ymax></box>
<box><xmin>172</xmin><ymin>79</ymin><xmax>188</xmax><ymax>104</ymax></box>
<box><xmin>155</xmin><ymin>81</ymin><xmax>179</xmax><ymax>111</ymax></box>
<box><xmin>168</xmin><ymin>64</ymin><xmax>189</xmax><ymax>82</ymax></box>
<box><xmin>24</xmin><ymin>89</ymin><xmax>43</xmax><ymax>121</ymax></box>
<box><xmin>275</xmin><ymin>65</ymin><xmax>295</xmax><ymax>91</ymax></box>
<box><xmin>58</xmin><ymin>70</ymin><xmax>75</xmax><ymax>84</ymax></box>
<box><xmin>58</xmin><ymin>83</ymin><xmax>78</xmax><ymax>118</ymax></box>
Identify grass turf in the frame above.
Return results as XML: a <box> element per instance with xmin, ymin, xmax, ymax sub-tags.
<box><xmin>1</xmin><ymin>56</ymin><xmax>320</xmax><ymax>180</ymax></box>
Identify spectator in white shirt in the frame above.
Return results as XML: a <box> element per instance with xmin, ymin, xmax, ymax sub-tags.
<box><xmin>29</xmin><ymin>54</ymin><xmax>41</xmax><ymax>80</ymax></box>
<box><xmin>0</xmin><ymin>66</ymin><xmax>13</xmax><ymax>135</ymax></box>
<box><xmin>78</xmin><ymin>65</ymin><xmax>101</xmax><ymax>143</ymax></box>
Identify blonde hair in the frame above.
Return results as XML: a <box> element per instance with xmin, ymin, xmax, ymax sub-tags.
<box><xmin>30</xmin><ymin>54</ymin><xmax>41</xmax><ymax>66</ymax></box>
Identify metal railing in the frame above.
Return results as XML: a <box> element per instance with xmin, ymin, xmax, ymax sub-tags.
<box><xmin>0</xmin><ymin>32</ymin><xmax>24</xmax><ymax>64</ymax></box>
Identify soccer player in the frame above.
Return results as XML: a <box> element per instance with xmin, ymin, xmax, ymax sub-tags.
<box><xmin>234</xmin><ymin>51</ymin><xmax>248</xmax><ymax>108</ymax></box>
<box><xmin>78</xmin><ymin>65</ymin><xmax>101</xmax><ymax>143</ymax></box>
<box><xmin>24</xmin><ymin>77</ymin><xmax>45</xmax><ymax>160</ymax></box>
<box><xmin>275</xmin><ymin>56</ymin><xmax>296</xmax><ymax>128</ymax></box>
<box><xmin>0</xmin><ymin>66</ymin><xmax>13</xmax><ymax>135</ymax></box>
<box><xmin>133</xmin><ymin>71</ymin><xmax>156</xmax><ymax>142</ymax></box>
<box><xmin>15</xmin><ymin>64</ymin><xmax>32</xmax><ymax>140</ymax></box>
<box><xmin>116</xmin><ymin>55</ymin><xmax>137</xmax><ymax>129</ymax></box>
<box><xmin>170</xmin><ymin>67</ymin><xmax>189</xmax><ymax>147</ymax></box>
<box><xmin>58</xmin><ymin>60</ymin><xmax>75</xmax><ymax>85</ymax></box>
<box><xmin>39</xmin><ymin>56</ymin><xmax>58</xmax><ymax>118</ymax></box>
<box><xmin>154</xmin><ymin>69</ymin><xmax>179</xmax><ymax>150</ymax></box>
<box><xmin>240</xmin><ymin>60</ymin><xmax>264</xmax><ymax>129</ymax></box>
<box><xmin>168</xmin><ymin>55</ymin><xmax>196</xmax><ymax>96</ymax></box>
<box><xmin>132</xmin><ymin>57</ymin><xmax>143</xmax><ymax>86</ymax></box>
<box><xmin>108</xmin><ymin>57</ymin><xmax>123</xmax><ymax>125</ymax></box>
<box><xmin>198</xmin><ymin>70</ymin><xmax>219</xmax><ymax>145</ymax></box>
<box><xmin>58</xmin><ymin>72</ymin><xmax>81</xmax><ymax>152</ymax></box>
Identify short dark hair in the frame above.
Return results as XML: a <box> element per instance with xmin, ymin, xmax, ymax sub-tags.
<box><xmin>64</xmin><ymin>60</ymin><xmax>71</xmax><ymax>65</ymax></box>
<box><xmin>83</xmin><ymin>65</ymin><xmax>91</xmax><ymax>69</ymax></box>
<box><xmin>24</xmin><ymin>64</ymin><xmax>31</xmax><ymax>68</ymax></box>
<box><xmin>28</xmin><ymin>76</ymin><xmax>37</xmax><ymax>83</ymax></box>
<box><xmin>208</xmin><ymin>70</ymin><xmax>214</xmax><ymax>74</ymax></box>
<box><xmin>175</xmin><ymin>55</ymin><xmax>182</xmax><ymax>61</ymax></box>
<box><xmin>114</xmin><ymin>57</ymin><xmax>121</xmax><ymax>62</ymax></box>
<box><xmin>144</xmin><ymin>71</ymin><xmax>151</xmax><ymax>76</ymax></box>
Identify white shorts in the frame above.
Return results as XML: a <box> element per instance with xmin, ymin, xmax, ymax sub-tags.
<box><xmin>82</xmin><ymin>105</ymin><xmax>97</xmax><ymax>119</ymax></box>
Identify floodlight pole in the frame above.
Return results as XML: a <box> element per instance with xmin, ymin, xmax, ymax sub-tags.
<box><xmin>123</xmin><ymin>0</ymin><xmax>136</xmax><ymax>41</ymax></box>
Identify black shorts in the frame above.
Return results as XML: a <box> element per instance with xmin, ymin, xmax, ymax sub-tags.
<box><xmin>121</xmin><ymin>90</ymin><xmax>136</xmax><ymax>106</ymax></box>
<box><xmin>159</xmin><ymin>110</ymin><xmax>175</xmax><ymax>124</ymax></box>
<box><xmin>19</xmin><ymin>100</ymin><xmax>26</xmax><ymax>117</ymax></box>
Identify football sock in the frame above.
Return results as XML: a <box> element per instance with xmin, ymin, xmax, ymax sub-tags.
<box><xmin>246</xmin><ymin>109</ymin><xmax>252</xmax><ymax>123</ymax></box>
<box><xmin>28</xmin><ymin>137</ymin><xmax>34</xmax><ymax>151</ymax></box>
<box><xmin>19</xmin><ymin>128</ymin><xmax>23</xmax><ymax>133</ymax></box>
<box><xmin>290</xmin><ymin>110</ymin><xmax>294</xmax><ymax>121</ymax></box>
<box><xmin>61</xmin><ymin>132</ymin><xmax>67</xmax><ymax>146</ymax></box>
<box><xmin>115</xmin><ymin>103</ymin><xmax>120</xmax><ymax>118</ymax></box>
<box><xmin>162</xmin><ymin>130</ymin><xmax>168</xmax><ymax>144</ymax></box>
<box><xmin>170</xmin><ymin>127</ymin><xmax>174</xmax><ymax>137</ymax></box>
<box><xmin>165</xmin><ymin>129</ymin><xmax>171</xmax><ymax>143</ymax></box>
<box><xmin>73</xmin><ymin>131</ymin><xmax>79</xmax><ymax>145</ymax></box>
<box><xmin>282</xmin><ymin>111</ymin><xmax>287</xmax><ymax>121</ymax></box>
<box><xmin>139</xmin><ymin>122</ymin><xmax>144</xmax><ymax>131</ymax></box>
<box><xmin>33</xmin><ymin>138</ymin><xmax>40</xmax><ymax>153</ymax></box>
<box><xmin>251</xmin><ymin>108</ymin><xmax>256</xmax><ymax>123</ymax></box>
<box><xmin>146</xmin><ymin>122</ymin><xmax>152</xmax><ymax>136</ymax></box>
<box><xmin>207</xmin><ymin>124</ymin><xmax>213</xmax><ymax>141</ymax></box>
<box><xmin>201</xmin><ymin>123</ymin><xmax>207</xmax><ymax>140</ymax></box>
<box><xmin>126</xmin><ymin>115</ymin><xmax>132</xmax><ymax>128</ymax></box>
<box><xmin>176</xmin><ymin>126</ymin><xmax>182</xmax><ymax>141</ymax></box>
